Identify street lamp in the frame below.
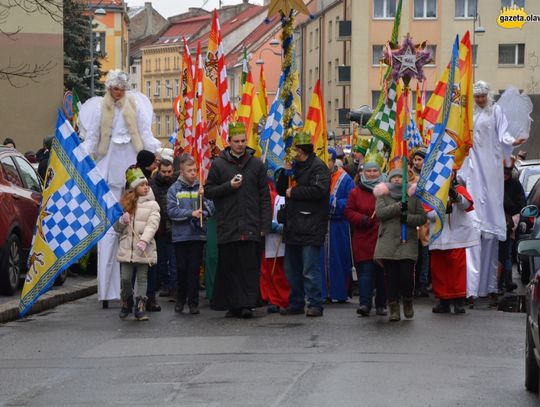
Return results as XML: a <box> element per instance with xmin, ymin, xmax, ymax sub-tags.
<box><xmin>255</xmin><ymin>47</ymin><xmax>282</xmax><ymax>65</ymax></box>
<box><xmin>89</xmin><ymin>7</ymin><xmax>106</xmax><ymax>97</ymax></box>
<box><xmin>472</xmin><ymin>8</ymin><xmax>485</xmax><ymax>82</ymax></box>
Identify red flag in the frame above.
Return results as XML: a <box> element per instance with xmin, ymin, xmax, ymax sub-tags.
<box><xmin>182</xmin><ymin>37</ymin><xmax>196</xmax><ymax>158</ymax></box>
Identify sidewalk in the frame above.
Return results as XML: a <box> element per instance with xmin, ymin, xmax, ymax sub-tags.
<box><xmin>0</xmin><ymin>274</ymin><xmax>97</xmax><ymax>324</ymax></box>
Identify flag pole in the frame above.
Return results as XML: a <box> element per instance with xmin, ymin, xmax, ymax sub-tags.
<box><xmin>401</xmin><ymin>85</ymin><xmax>410</xmax><ymax>244</ymax></box>
<box><xmin>262</xmin><ymin>139</ymin><xmax>270</xmax><ymax>163</ymax></box>
<box><xmin>199</xmin><ymin>163</ymin><xmax>204</xmax><ymax>228</ymax></box>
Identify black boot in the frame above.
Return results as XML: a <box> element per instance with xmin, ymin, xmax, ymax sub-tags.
<box><xmin>146</xmin><ymin>297</ymin><xmax>161</xmax><ymax>312</ymax></box>
<box><xmin>432</xmin><ymin>299</ymin><xmax>451</xmax><ymax>314</ymax></box>
<box><xmin>134</xmin><ymin>297</ymin><xmax>149</xmax><ymax>321</ymax></box>
<box><xmin>119</xmin><ymin>296</ymin><xmax>132</xmax><ymax>319</ymax></box>
<box><xmin>453</xmin><ymin>298</ymin><xmax>466</xmax><ymax>314</ymax></box>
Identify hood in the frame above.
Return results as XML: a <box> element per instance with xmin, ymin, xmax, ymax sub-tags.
<box><xmin>373</xmin><ymin>182</ymin><xmax>417</xmax><ymax>198</ymax></box>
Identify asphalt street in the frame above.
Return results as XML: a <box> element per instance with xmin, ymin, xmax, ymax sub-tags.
<box><xmin>0</xmin><ymin>295</ymin><xmax>536</xmax><ymax>407</ymax></box>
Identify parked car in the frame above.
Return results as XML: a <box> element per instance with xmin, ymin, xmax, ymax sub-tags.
<box><xmin>0</xmin><ymin>146</ymin><xmax>66</xmax><ymax>295</ymax></box>
<box><xmin>520</xmin><ymin>166</ymin><xmax>540</xmax><ymax>199</ymax></box>
<box><xmin>516</xmin><ymin>210</ymin><xmax>540</xmax><ymax>394</ymax></box>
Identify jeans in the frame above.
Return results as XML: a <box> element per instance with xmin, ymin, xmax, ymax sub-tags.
<box><xmin>121</xmin><ymin>263</ymin><xmax>148</xmax><ymax>300</ymax></box>
<box><xmin>383</xmin><ymin>259</ymin><xmax>415</xmax><ymax>303</ymax></box>
<box><xmin>284</xmin><ymin>244</ymin><xmax>323</xmax><ymax>310</ymax></box>
<box><xmin>156</xmin><ymin>235</ymin><xmax>176</xmax><ymax>290</ymax></box>
<box><xmin>416</xmin><ymin>242</ymin><xmax>429</xmax><ymax>286</ymax></box>
<box><xmin>175</xmin><ymin>241</ymin><xmax>204</xmax><ymax>306</ymax></box>
<box><xmin>357</xmin><ymin>260</ymin><xmax>387</xmax><ymax>308</ymax></box>
<box><xmin>499</xmin><ymin>238</ymin><xmax>514</xmax><ymax>286</ymax></box>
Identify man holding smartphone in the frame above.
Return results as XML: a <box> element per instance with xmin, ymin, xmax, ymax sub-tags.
<box><xmin>205</xmin><ymin>122</ymin><xmax>272</xmax><ymax>318</ymax></box>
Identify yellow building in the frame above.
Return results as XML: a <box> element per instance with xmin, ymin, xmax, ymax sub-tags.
<box><xmin>89</xmin><ymin>0</ymin><xmax>129</xmax><ymax>76</ymax></box>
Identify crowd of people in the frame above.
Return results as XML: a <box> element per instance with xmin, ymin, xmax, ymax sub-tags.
<box><xmin>4</xmin><ymin>71</ymin><xmax>529</xmax><ymax>322</ymax></box>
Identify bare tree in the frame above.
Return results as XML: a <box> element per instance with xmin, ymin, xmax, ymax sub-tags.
<box><xmin>0</xmin><ymin>0</ymin><xmax>62</xmax><ymax>87</ymax></box>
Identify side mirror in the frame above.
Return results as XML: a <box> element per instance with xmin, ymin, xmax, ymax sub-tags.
<box><xmin>517</xmin><ymin>239</ymin><xmax>540</xmax><ymax>257</ymax></box>
<box><xmin>521</xmin><ymin>205</ymin><xmax>539</xmax><ymax>218</ymax></box>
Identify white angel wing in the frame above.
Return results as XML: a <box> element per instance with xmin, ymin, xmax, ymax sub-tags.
<box><xmin>496</xmin><ymin>86</ymin><xmax>533</xmax><ymax>140</ymax></box>
<box><xmin>77</xmin><ymin>96</ymin><xmax>103</xmax><ymax>140</ymax></box>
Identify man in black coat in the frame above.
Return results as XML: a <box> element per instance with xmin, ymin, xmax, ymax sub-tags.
<box><xmin>275</xmin><ymin>131</ymin><xmax>330</xmax><ymax>317</ymax></box>
<box><xmin>205</xmin><ymin>122</ymin><xmax>272</xmax><ymax>318</ymax></box>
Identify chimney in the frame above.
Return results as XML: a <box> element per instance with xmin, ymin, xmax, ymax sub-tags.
<box><xmin>144</xmin><ymin>2</ymin><xmax>153</xmax><ymax>35</ymax></box>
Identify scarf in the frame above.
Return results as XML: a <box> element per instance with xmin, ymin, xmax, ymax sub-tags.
<box><xmin>360</xmin><ymin>174</ymin><xmax>384</xmax><ymax>191</ymax></box>
<box><xmin>388</xmin><ymin>182</ymin><xmax>402</xmax><ymax>200</ymax></box>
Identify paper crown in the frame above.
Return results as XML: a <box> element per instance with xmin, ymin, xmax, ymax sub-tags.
<box><xmin>125</xmin><ymin>166</ymin><xmax>147</xmax><ymax>189</ymax></box>
<box><xmin>229</xmin><ymin>122</ymin><xmax>246</xmax><ymax>137</ymax></box>
<box><xmin>293</xmin><ymin>130</ymin><xmax>312</xmax><ymax>146</ymax></box>
<box><xmin>353</xmin><ymin>137</ymin><xmax>371</xmax><ymax>155</ymax></box>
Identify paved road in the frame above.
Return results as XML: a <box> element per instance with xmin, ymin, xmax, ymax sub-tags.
<box><xmin>0</xmin><ymin>295</ymin><xmax>536</xmax><ymax>406</ymax></box>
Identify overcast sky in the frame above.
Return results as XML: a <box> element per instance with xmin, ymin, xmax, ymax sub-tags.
<box><xmin>126</xmin><ymin>0</ymin><xmax>263</xmax><ymax>18</ymax></box>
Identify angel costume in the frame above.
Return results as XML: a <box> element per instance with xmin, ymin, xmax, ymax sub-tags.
<box><xmin>79</xmin><ymin>70</ymin><xmax>160</xmax><ymax>301</ymax></box>
<box><xmin>458</xmin><ymin>81</ymin><xmax>515</xmax><ymax>298</ymax></box>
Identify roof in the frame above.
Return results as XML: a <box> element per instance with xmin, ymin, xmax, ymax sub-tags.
<box><xmin>88</xmin><ymin>0</ymin><xmax>123</xmax><ymax>6</ymax></box>
<box><xmin>154</xmin><ymin>15</ymin><xmax>212</xmax><ymax>45</ymax></box>
<box><xmin>127</xmin><ymin>6</ymin><xmax>144</xmax><ymax>19</ymax></box>
<box><xmin>190</xmin><ymin>5</ymin><xmax>266</xmax><ymax>47</ymax></box>
<box><xmin>226</xmin><ymin>15</ymin><xmax>281</xmax><ymax>67</ymax></box>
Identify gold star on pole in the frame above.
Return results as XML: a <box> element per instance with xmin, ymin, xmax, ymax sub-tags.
<box><xmin>267</xmin><ymin>0</ymin><xmax>310</xmax><ymax>18</ymax></box>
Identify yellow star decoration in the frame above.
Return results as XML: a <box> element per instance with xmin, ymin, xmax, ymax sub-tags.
<box><xmin>267</xmin><ymin>0</ymin><xmax>310</xmax><ymax>18</ymax></box>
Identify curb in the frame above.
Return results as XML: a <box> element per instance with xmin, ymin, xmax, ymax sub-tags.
<box><xmin>0</xmin><ymin>279</ymin><xmax>97</xmax><ymax>324</ymax></box>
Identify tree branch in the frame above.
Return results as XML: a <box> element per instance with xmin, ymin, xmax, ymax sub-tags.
<box><xmin>4</xmin><ymin>0</ymin><xmax>63</xmax><ymax>24</ymax></box>
<box><xmin>0</xmin><ymin>59</ymin><xmax>57</xmax><ymax>87</ymax></box>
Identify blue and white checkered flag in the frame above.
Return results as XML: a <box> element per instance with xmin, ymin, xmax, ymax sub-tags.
<box><xmin>19</xmin><ymin>110</ymin><xmax>124</xmax><ymax>317</ymax></box>
<box><xmin>405</xmin><ymin>112</ymin><xmax>423</xmax><ymax>151</ymax></box>
<box><xmin>261</xmin><ymin>87</ymin><xmax>286</xmax><ymax>172</ymax></box>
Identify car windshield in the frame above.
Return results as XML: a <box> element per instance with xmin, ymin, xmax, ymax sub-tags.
<box><xmin>526</xmin><ymin>173</ymin><xmax>540</xmax><ymax>194</ymax></box>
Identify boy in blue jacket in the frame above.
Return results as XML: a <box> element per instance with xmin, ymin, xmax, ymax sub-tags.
<box><xmin>167</xmin><ymin>155</ymin><xmax>215</xmax><ymax>314</ymax></box>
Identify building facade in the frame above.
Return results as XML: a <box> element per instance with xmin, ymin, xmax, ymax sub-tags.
<box><xmin>0</xmin><ymin>2</ymin><xmax>63</xmax><ymax>152</ymax></box>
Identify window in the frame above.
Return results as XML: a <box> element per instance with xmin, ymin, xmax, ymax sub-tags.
<box><xmin>372</xmin><ymin>90</ymin><xmax>381</xmax><ymax>108</ymax></box>
<box><xmin>0</xmin><ymin>156</ymin><xmax>23</xmax><ymax>187</ymax></box>
<box><xmin>315</xmin><ymin>28</ymin><xmax>319</xmax><ymax>48</ymax></box>
<box><xmin>165</xmin><ymin>79</ymin><xmax>171</xmax><ymax>98</ymax></box>
<box><xmin>328</xmin><ymin>61</ymin><xmax>332</xmax><ymax>82</ymax></box>
<box><xmin>455</xmin><ymin>0</ymin><xmax>477</xmax><ymax>18</ymax></box>
<box><xmin>498</xmin><ymin>44</ymin><xmax>525</xmax><ymax>65</ymax></box>
<box><xmin>131</xmin><ymin>66</ymin><xmax>137</xmax><ymax>75</ymax></box>
<box><xmin>472</xmin><ymin>44</ymin><xmax>478</xmax><ymax>66</ymax></box>
<box><xmin>426</xmin><ymin>44</ymin><xmax>437</xmax><ymax>65</ymax></box>
<box><xmin>166</xmin><ymin>115</ymin><xmax>171</xmax><ymax>136</ymax></box>
<box><xmin>309</xmin><ymin>31</ymin><xmax>313</xmax><ymax>51</ymax></box>
<box><xmin>174</xmin><ymin>78</ymin><xmax>180</xmax><ymax>97</ymax></box>
<box><xmin>327</xmin><ymin>100</ymin><xmax>332</xmax><ymax>123</ymax></box>
<box><xmin>414</xmin><ymin>0</ymin><xmax>437</xmax><ymax>18</ymax></box>
<box><xmin>501</xmin><ymin>0</ymin><xmax>525</xmax><ymax>8</ymax></box>
<box><xmin>94</xmin><ymin>32</ymin><xmax>106</xmax><ymax>57</ymax></box>
<box><xmin>315</xmin><ymin>67</ymin><xmax>319</xmax><ymax>81</ymax></box>
<box><xmin>155</xmin><ymin>80</ymin><xmax>161</xmax><ymax>97</ymax></box>
<box><xmin>372</xmin><ymin>45</ymin><xmax>384</xmax><ymax>65</ymax></box>
<box><xmin>145</xmin><ymin>59</ymin><xmax>150</xmax><ymax>72</ymax></box>
<box><xmin>335</xmin><ymin>58</ymin><xmax>340</xmax><ymax>82</ymax></box>
<box><xmin>328</xmin><ymin>21</ymin><xmax>333</xmax><ymax>42</ymax></box>
<box><xmin>156</xmin><ymin>115</ymin><xmax>161</xmax><ymax>137</ymax></box>
<box><xmin>13</xmin><ymin>156</ymin><xmax>41</xmax><ymax>192</ymax></box>
<box><xmin>309</xmin><ymin>69</ymin><xmax>313</xmax><ymax>88</ymax></box>
<box><xmin>374</xmin><ymin>0</ymin><xmax>396</xmax><ymax>19</ymax></box>
<box><xmin>146</xmin><ymin>81</ymin><xmax>151</xmax><ymax>98</ymax></box>
<box><xmin>334</xmin><ymin>98</ymin><xmax>339</xmax><ymax>122</ymax></box>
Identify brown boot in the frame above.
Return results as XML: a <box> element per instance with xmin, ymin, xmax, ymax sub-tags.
<box><xmin>389</xmin><ymin>302</ymin><xmax>400</xmax><ymax>322</ymax></box>
<box><xmin>403</xmin><ymin>297</ymin><xmax>414</xmax><ymax>319</ymax></box>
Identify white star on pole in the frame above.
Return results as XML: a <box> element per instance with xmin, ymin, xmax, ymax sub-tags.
<box><xmin>394</xmin><ymin>46</ymin><xmax>418</xmax><ymax>75</ymax></box>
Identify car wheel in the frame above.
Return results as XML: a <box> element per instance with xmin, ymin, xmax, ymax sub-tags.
<box><xmin>0</xmin><ymin>234</ymin><xmax>22</xmax><ymax>295</ymax></box>
<box><xmin>54</xmin><ymin>269</ymin><xmax>68</xmax><ymax>286</ymax></box>
<box><xmin>525</xmin><ymin>321</ymin><xmax>540</xmax><ymax>392</ymax></box>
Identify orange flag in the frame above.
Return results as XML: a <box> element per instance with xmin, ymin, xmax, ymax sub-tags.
<box><xmin>237</xmin><ymin>71</ymin><xmax>263</xmax><ymax>156</ymax></box>
<box><xmin>303</xmin><ymin>79</ymin><xmax>328</xmax><ymax>164</ymax></box>
<box><xmin>258</xmin><ymin>64</ymin><xmax>269</xmax><ymax>117</ymax></box>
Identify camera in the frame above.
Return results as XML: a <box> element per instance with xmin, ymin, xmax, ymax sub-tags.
<box><xmin>347</xmin><ymin>105</ymin><xmax>373</xmax><ymax>126</ymax></box>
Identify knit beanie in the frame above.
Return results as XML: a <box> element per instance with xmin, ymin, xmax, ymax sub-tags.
<box><xmin>137</xmin><ymin>150</ymin><xmax>155</xmax><ymax>169</ymax></box>
<box><xmin>388</xmin><ymin>168</ymin><xmax>402</xmax><ymax>181</ymax></box>
<box><xmin>125</xmin><ymin>166</ymin><xmax>147</xmax><ymax>190</ymax></box>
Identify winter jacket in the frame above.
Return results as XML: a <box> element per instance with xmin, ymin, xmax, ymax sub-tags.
<box><xmin>345</xmin><ymin>183</ymin><xmax>379</xmax><ymax>263</ymax></box>
<box><xmin>275</xmin><ymin>153</ymin><xmax>330</xmax><ymax>246</ymax></box>
<box><xmin>204</xmin><ymin>147</ymin><xmax>272</xmax><ymax>244</ymax></box>
<box><xmin>150</xmin><ymin>171</ymin><xmax>175</xmax><ymax>238</ymax></box>
<box><xmin>114</xmin><ymin>192</ymin><xmax>160</xmax><ymax>265</ymax></box>
<box><xmin>167</xmin><ymin>177</ymin><xmax>215</xmax><ymax>243</ymax></box>
<box><xmin>504</xmin><ymin>177</ymin><xmax>526</xmax><ymax>217</ymax></box>
<box><xmin>373</xmin><ymin>183</ymin><xmax>427</xmax><ymax>261</ymax></box>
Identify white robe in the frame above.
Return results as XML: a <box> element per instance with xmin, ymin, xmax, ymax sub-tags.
<box><xmin>458</xmin><ymin>103</ymin><xmax>515</xmax><ymax>297</ymax></box>
<box><xmin>79</xmin><ymin>92</ymin><xmax>161</xmax><ymax>301</ymax></box>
